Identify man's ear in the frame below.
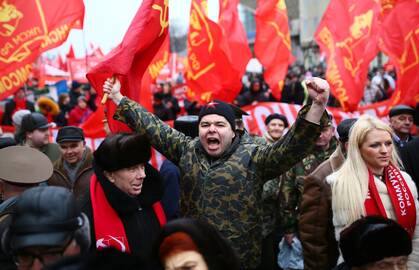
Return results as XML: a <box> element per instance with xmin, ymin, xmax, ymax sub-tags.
<box><xmin>103</xmin><ymin>171</ymin><xmax>115</xmax><ymax>183</ymax></box>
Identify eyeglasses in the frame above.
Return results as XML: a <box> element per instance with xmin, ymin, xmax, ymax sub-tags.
<box><xmin>13</xmin><ymin>238</ymin><xmax>72</xmax><ymax>268</ymax></box>
<box><xmin>14</xmin><ymin>248</ymin><xmax>65</xmax><ymax>268</ymax></box>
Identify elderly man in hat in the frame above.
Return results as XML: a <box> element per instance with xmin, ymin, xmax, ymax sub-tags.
<box><xmin>0</xmin><ymin>146</ymin><xmax>53</xmax><ymax>212</ymax></box>
<box><xmin>48</xmin><ymin>126</ymin><xmax>93</xmax><ymax>201</ymax></box>
<box><xmin>0</xmin><ymin>146</ymin><xmax>53</xmax><ymax>269</ymax></box>
<box><xmin>19</xmin><ymin>112</ymin><xmax>60</xmax><ymax>163</ymax></box>
<box><xmin>3</xmin><ymin>186</ymin><xmax>90</xmax><ymax>270</ymax></box>
<box><xmin>388</xmin><ymin>104</ymin><xmax>416</xmax><ymax>151</ymax></box>
<box><xmin>263</xmin><ymin>113</ymin><xmax>289</xmax><ymax>144</ymax></box>
<box><xmin>102</xmin><ymin>76</ymin><xmax>330</xmax><ymax>269</ymax></box>
<box><xmin>298</xmin><ymin>118</ymin><xmax>357</xmax><ymax>270</ymax></box>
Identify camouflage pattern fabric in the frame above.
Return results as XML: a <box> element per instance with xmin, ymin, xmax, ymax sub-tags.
<box><xmin>277</xmin><ymin>138</ymin><xmax>337</xmax><ymax>233</ymax></box>
<box><xmin>114</xmin><ymin>97</ymin><xmax>329</xmax><ymax>269</ymax></box>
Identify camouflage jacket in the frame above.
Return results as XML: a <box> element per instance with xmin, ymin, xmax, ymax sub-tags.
<box><xmin>277</xmin><ymin>138</ymin><xmax>337</xmax><ymax>233</ymax></box>
<box><xmin>114</xmin><ymin>97</ymin><xmax>328</xmax><ymax>268</ymax></box>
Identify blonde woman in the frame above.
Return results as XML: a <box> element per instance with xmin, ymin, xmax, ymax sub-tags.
<box><xmin>327</xmin><ymin>115</ymin><xmax>419</xmax><ymax>268</ymax></box>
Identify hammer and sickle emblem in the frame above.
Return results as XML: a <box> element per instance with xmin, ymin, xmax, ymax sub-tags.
<box><xmin>0</xmin><ymin>0</ymin><xmax>23</xmax><ymax>37</ymax></box>
<box><xmin>152</xmin><ymin>0</ymin><xmax>169</xmax><ymax>37</ymax></box>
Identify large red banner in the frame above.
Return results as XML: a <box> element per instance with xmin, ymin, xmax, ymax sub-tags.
<box><xmin>219</xmin><ymin>0</ymin><xmax>251</xmax><ymax>77</ymax></box>
<box><xmin>379</xmin><ymin>0</ymin><xmax>419</xmax><ymax>108</ymax></box>
<box><xmin>0</xmin><ymin>0</ymin><xmax>84</xmax><ymax>100</ymax></box>
<box><xmin>185</xmin><ymin>0</ymin><xmax>242</xmax><ymax>104</ymax></box>
<box><xmin>315</xmin><ymin>0</ymin><xmax>381</xmax><ymax>112</ymax></box>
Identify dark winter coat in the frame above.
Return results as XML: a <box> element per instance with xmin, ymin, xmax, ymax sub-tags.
<box><xmin>402</xmin><ymin>137</ymin><xmax>419</xmax><ymax>189</ymax></box>
<box><xmin>80</xmin><ymin>163</ymin><xmax>164</xmax><ymax>268</ymax></box>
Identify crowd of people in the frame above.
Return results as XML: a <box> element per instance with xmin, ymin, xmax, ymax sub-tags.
<box><xmin>0</xmin><ymin>64</ymin><xmax>418</xmax><ymax>270</ymax></box>
<box><xmin>0</xmin><ymin>63</ymin><xmax>397</xmax><ymax>131</ymax></box>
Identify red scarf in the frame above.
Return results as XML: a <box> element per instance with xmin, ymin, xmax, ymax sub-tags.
<box><xmin>365</xmin><ymin>163</ymin><xmax>416</xmax><ymax>237</ymax></box>
<box><xmin>90</xmin><ymin>174</ymin><xmax>166</xmax><ymax>253</ymax></box>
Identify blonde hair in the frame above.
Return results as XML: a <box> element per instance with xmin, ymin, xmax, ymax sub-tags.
<box><xmin>331</xmin><ymin>114</ymin><xmax>403</xmax><ymax>225</ymax></box>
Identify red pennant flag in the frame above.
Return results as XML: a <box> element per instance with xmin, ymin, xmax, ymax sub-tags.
<box><xmin>219</xmin><ymin>0</ymin><xmax>251</xmax><ymax>76</ymax></box>
<box><xmin>0</xmin><ymin>0</ymin><xmax>84</xmax><ymax>100</ymax></box>
<box><xmin>185</xmin><ymin>0</ymin><xmax>242</xmax><ymax>104</ymax></box>
<box><xmin>255</xmin><ymin>0</ymin><xmax>295</xmax><ymax>100</ymax></box>
<box><xmin>86</xmin><ymin>0</ymin><xmax>169</xmax><ymax>132</ymax></box>
<box><xmin>315</xmin><ymin>0</ymin><xmax>380</xmax><ymax>111</ymax></box>
<box><xmin>66</xmin><ymin>44</ymin><xmax>75</xmax><ymax>59</ymax></box>
<box><xmin>379</xmin><ymin>0</ymin><xmax>419</xmax><ymax>108</ymax></box>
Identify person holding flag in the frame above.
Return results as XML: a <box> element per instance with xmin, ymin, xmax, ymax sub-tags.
<box><xmin>102</xmin><ymin>76</ymin><xmax>330</xmax><ymax>269</ymax></box>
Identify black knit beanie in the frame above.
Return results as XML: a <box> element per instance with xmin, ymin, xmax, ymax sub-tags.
<box><xmin>198</xmin><ymin>101</ymin><xmax>235</xmax><ymax>130</ymax></box>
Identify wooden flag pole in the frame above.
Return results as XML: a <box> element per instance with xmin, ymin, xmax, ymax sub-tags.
<box><xmin>101</xmin><ymin>75</ymin><xmax>116</xmax><ymax>105</ymax></box>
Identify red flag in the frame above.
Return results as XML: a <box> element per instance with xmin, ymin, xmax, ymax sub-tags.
<box><xmin>141</xmin><ymin>35</ymin><xmax>170</xmax><ymax>112</ymax></box>
<box><xmin>255</xmin><ymin>0</ymin><xmax>295</xmax><ymax>100</ymax></box>
<box><xmin>379</xmin><ymin>0</ymin><xmax>419</xmax><ymax>108</ymax></box>
<box><xmin>86</xmin><ymin>0</ymin><xmax>169</xmax><ymax>132</ymax></box>
<box><xmin>219</xmin><ymin>0</ymin><xmax>251</xmax><ymax>76</ymax></box>
<box><xmin>68</xmin><ymin>55</ymin><xmax>102</xmax><ymax>83</ymax></box>
<box><xmin>185</xmin><ymin>0</ymin><xmax>242</xmax><ymax>104</ymax></box>
<box><xmin>315</xmin><ymin>0</ymin><xmax>380</xmax><ymax>111</ymax></box>
<box><xmin>0</xmin><ymin>0</ymin><xmax>84</xmax><ymax>100</ymax></box>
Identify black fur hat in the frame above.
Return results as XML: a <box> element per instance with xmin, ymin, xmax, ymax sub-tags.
<box><xmin>94</xmin><ymin>133</ymin><xmax>151</xmax><ymax>172</ymax></box>
<box><xmin>340</xmin><ymin>216</ymin><xmax>412</xmax><ymax>267</ymax></box>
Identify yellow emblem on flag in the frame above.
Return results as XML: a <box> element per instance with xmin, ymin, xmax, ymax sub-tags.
<box><xmin>0</xmin><ymin>0</ymin><xmax>23</xmax><ymax>37</ymax></box>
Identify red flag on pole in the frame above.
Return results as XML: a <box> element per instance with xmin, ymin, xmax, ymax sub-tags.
<box><xmin>255</xmin><ymin>0</ymin><xmax>295</xmax><ymax>100</ymax></box>
<box><xmin>86</xmin><ymin>0</ymin><xmax>169</xmax><ymax>132</ymax></box>
<box><xmin>379</xmin><ymin>0</ymin><xmax>419</xmax><ymax>108</ymax></box>
<box><xmin>185</xmin><ymin>0</ymin><xmax>242</xmax><ymax>104</ymax></box>
<box><xmin>0</xmin><ymin>0</ymin><xmax>84</xmax><ymax>100</ymax></box>
<box><xmin>140</xmin><ymin>35</ymin><xmax>170</xmax><ymax>112</ymax></box>
<box><xmin>219</xmin><ymin>0</ymin><xmax>251</xmax><ymax>76</ymax></box>
<box><xmin>315</xmin><ymin>0</ymin><xmax>380</xmax><ymax>111</ymax></box>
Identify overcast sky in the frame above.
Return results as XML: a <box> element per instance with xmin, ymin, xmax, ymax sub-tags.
<box><xmin>48</xmin><ymin>0</ymin><xmax>219</xmax><ymax>58</ymax></box>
